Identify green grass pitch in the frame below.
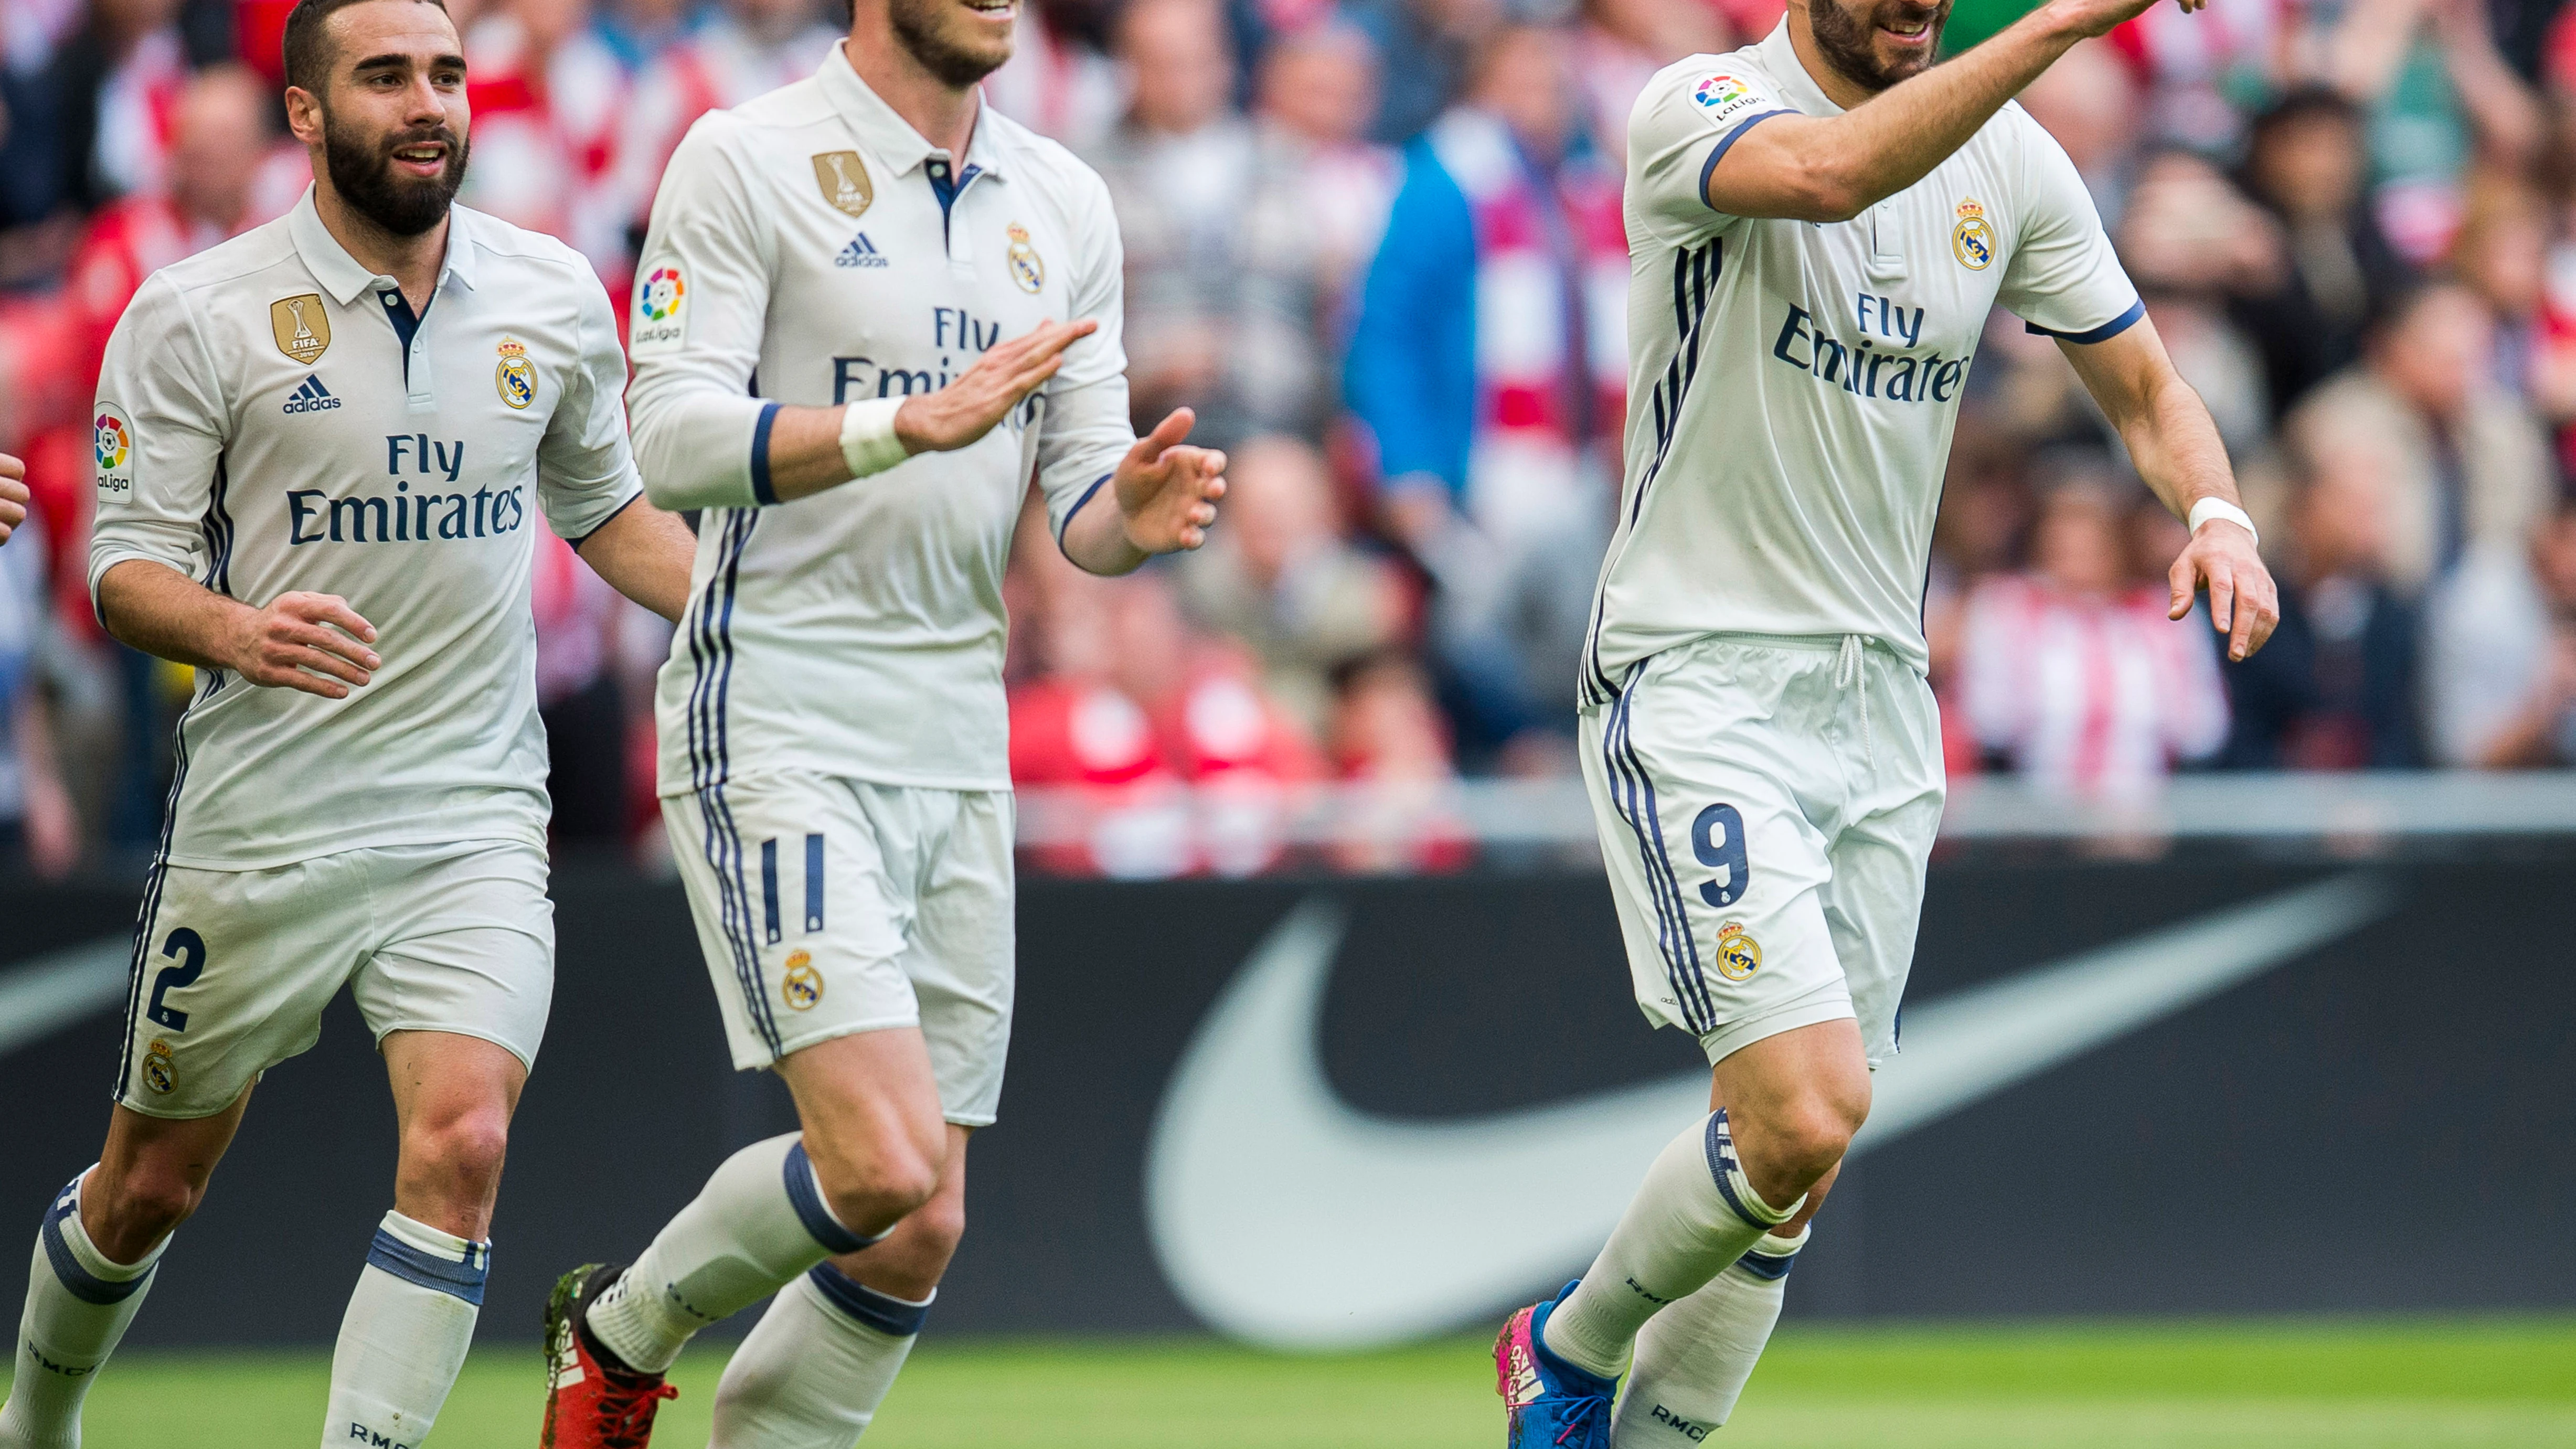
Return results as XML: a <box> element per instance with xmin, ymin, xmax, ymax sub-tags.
<box><xmin>44</xmin><ymin>1317</ymin><xmax>2576</xmax><ymax>1447</ymax></box>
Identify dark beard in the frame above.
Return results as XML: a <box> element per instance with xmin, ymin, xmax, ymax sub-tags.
<box><xmin>1807</xmin><ymin>0</ymin><xmax>1945</xmax><ymax>95</ymax></box>
<box><xmin>324</xmin><ymin>111</ymin><xmax>469</xmax><ymax>238</ymax></box>
<box><xmin>889</xmin><ymin>0</ymin><xmax>1008</xmax><ymax>88</ymax></box>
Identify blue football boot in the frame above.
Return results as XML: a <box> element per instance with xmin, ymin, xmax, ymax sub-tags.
<box><xmin>1495</xmin><ymin>1281</ymin><xmax>1617</xmax><ymax>1448</ymax></box>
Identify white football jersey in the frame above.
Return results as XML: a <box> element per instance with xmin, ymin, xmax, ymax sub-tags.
<box><xmin>1580</xmin><ymin>24</ymin><xmax>2141</xmax><ymax>706</ymax></box>
<box><xmin>626</xmin><ymin>43</ymin><xmax>1132</xmax><ymax>795</ymax></box>
<box><xmin>89</xmin><ymin>191</ymin><xmax>643</xmax><ymax>869</ymax></box>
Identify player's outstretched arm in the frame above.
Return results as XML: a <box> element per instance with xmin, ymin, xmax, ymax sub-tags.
<box><xmin>1059</xmin><ymin>407</ymin><xmax>1228</xmax><ymax>577</ymax></box>
<box><xmin>96</xmin><ymin>559</ymin><xmax>381</xmax><ymax>698</ymax></box>
<box><xmin>747</xmin><ymin>320</ymin><xmax>1098</xmax><ymax>504</ymax></box>
<box><xmin>0</xmin><ymin>452</ymin><xmax>26</xmax><ymax>545</ymax></box>
<box><xmin>1708</xmin><ymin>0</ymin><xmax>2206</xmax><ymax>222</ymax></box>
<box><xmin>2055</xmin><ymin>318</ymin><xmax>2280</xmax><ymax>662</ymax></box>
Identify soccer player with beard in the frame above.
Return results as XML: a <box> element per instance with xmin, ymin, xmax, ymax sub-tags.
<box><xmin>0</xmin><ymin>2</ymin><xmax>699</xmax><ymax>1446</ymax></box>
<box><xmin>1494</xmin><ymin>0</ymin><xmax>2280</xmax><ymax>1445</ymax></box>
<box><xmin>532</xmin><ymin>0</ymin><xmax>1225</xmax><ymax>1440</ymax></box>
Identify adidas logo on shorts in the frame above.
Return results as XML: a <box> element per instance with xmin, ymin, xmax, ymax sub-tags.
<box><xmin>835</xmin><ymin>233</ymin><xmax>889</xmax><ymax>269</ymax></box>
<box><xmin>282</xmin><ymin>374</ymin><xmax>341</xmax><ymax>414</ymax></box>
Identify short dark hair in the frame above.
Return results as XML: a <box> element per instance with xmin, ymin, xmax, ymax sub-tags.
<box><xmin>282</xmin><ymin>0</ymin><xmax>448</xmax><ymax>96</ymax></box>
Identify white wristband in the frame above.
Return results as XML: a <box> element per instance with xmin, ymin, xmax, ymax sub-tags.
<box><xmin>2187</xmin><ymin>497</ymin><xmax>2257</xmax><ymax>547</ymax></box>
<box><xmin>838</xmin><ymin>397</ymin><xmax>910</xmax><ymax>480</ymax></box>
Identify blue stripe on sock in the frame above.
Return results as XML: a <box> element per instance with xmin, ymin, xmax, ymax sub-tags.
<box><xmin>782</xmin><ymin>1142</ymin><xmax>878</xmax><ymax>1255</ymax></box>
<box><xmin>39</xmin><ymin>1180</ymin><xmax>152</xmax><ymax>1306</ymax></box>
<box><xmin>365</xmin><ymin>1228</ymin><xmax>488</xmax><ymax>1306</ymax></box>
<box><xmin>1703</xmin><ymin>1111</ymin><xmax>1775</xmax><ymax>1231</ymax></box>
<box><xmin>1734</xmin><ymin>1245</ymin><xmax>1799</xmax><ymax>1282</ymax></box>
<box><xmin>803</xmin><ymin>1263</ymin><xmax>930</xmax><ymax>1336</ymax></box>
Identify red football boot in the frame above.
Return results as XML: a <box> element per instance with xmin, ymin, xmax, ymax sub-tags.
<box><xmin>541</xmin><ymin>1263</ymin><xmax>678</xmax><ymax>1448</ymax></box>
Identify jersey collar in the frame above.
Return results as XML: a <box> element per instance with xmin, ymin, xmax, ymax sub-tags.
<box><xmin>286</xmin><ymin>186</ymin><xmax>482</xmax><ymax>306</ymax></box>
<box><xmin>813</xmin><ymin>40</ymin><xmax>1009</xmax><ymax>186</ymax></box>
<box><xmin>1754</xmin><ymin>19</ymin><xmax>1845</xmax><ymax>118</ymax></box>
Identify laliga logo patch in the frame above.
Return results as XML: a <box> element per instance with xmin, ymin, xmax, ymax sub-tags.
<box><xmin>1714</xmin><ymin>921</ymin><xmax>1762</xmax><ymax>982</ymax></box>
<box><xmin>143</xmin><ymin>1038</ymin><xmax>177</xmax><ymax>1095</ymax></box>
<box><xmin>1952</xmin><ymin>198</ymin><xmax>1996</xmax><ymax>271</ymax></box>
<box><xmin>637</xmin><ymin>267</ymin><xmax>685</xmax><ymax>322</ymax></box>
<box><xmin>1693</xmin><ymin>72</ymin><xmax>1750</xmax><ymax>111</ymax></box>
<box><xmin>94</xmin><ymin>407</ymin><xmax>133</xmax><ymax>495</ymax></box>
<box><xmin>782</xmin><ymin>950</ymin><xmax>824</xmax><ymax>1011</ymax></box>
<box><xmin>632</xmin><ymin>265</ymin><xmax>688</xmax><ymax>356</ymax></box>
<box><xmin>1006</xmin><ymin>223</ymin><xmax>1045</xmax><ymax>294</ymax></box>
<box><xmin>495</xmin><ymin>336</ymin><xmax>537</xmax><ymax>410</ymax></box>
<box><xmin>270</xmin><ymin>293</ymin><xmax>331</xmax><ymax>364</ymax></box>
<box><xmin>812</xmin><ymin>151</ymin><xmax>875</xmax><ymax>218</ymax></box>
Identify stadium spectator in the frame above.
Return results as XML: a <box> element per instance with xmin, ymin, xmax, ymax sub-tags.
<box><xmin>1173</xmin><ymin>432</ymin><xmax>1409</xmax><ymax>736</ymax></box>
<box><xmin>461</xmin><ymin>0</ymin><xmax>632</xmax><ymax>276</ymax></box>
<box><xmin>1957</xmin><ymin>470</ymin><xmax>2230</xmax><ymax>799</ymax></box>
<box><xmin>1343</xmin><ymin>0</ymin><xmax>1497</xmax><ymax>145</ymax></box>
<box><xmin>2422</xmin><ymin>495</ymin><xmax>2576</xmax><ymax>767</ymax></box>
<box><xmin>529</xmin><ymin>531</ymin><xmax>642</xmax><ymax>849</ymax></box>
<box><xmin>1324</xmin><ymin>648</ymin><xmax>1468</xmax><ymax>872</ymax></box>
<box><xmin>589</xmin><ymin>0</ymin><xmax>696</xmax><ymax>73</ymax></box>
<box><xmin>2013</xmin><ymin>37</ymin><xmax>2138</xmax><ymax>227</ymax></box>
<box><xmin>1570</xmin><ymin>0</ymin><xmax>1723</xmax><ymax>168</ymax></box>
<box><xmin>0</xmin><ymin>508</ymin><xmax>77</xmax><ymax>877</ymax></box>
<box><xmin>2273</xmin><ymin>280</ymin><xmax>2552</xmax><ymax>598</ymax></box>
<box><xmin>1092</xmin><ymin>0</ymin><xmax>1328</xmax><ymax>450</ymax></box>
<box><xmin>2114</xmin><ymin>150</ymin><xmax>2280</xmax><ymax>456</ymax></box>
<box><xmin>1252</xmin><ymin>18</ymin><xmax>1397</xmax><ymax>318</ymax></box>
<box><xmin>600</xmin><ymin>0</ymin><xmax>837</xmax><ymax>249</ymax></box>
<box><xmin>1344</xmin><ymin>20</ymin><xmax>1625</xmax><ymax>763</ymax></box>
<box><xmin>984</xmin><ymin>0</ymin><xmax>1121</xmax><ymax>150</ymax></box>
<box><xmin>2230</xmin><ymin>89</ymin><xmax>2414</xmax><ymax>419</ymax></box>
<box><xmin>38</xmin><ymin>0</ymin><xmax>198</xmax><ymax>215</ymax></box>
<box><xmin>2215</xmin><ymin>434</ymin><xmax>2424</xmax><ymax>769</ymax></box>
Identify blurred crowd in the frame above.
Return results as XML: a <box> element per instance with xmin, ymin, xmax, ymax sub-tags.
<box><xmin>7</xmin><ymin>0</ymin><xmax>2576</xmax><ymax>879</ymax></box>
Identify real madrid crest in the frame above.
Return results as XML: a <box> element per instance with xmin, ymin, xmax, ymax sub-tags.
<box><xmin>1714</xmin><ymin>921</ymin><xmax>1763</xmax><ymax>982</ymax></box>
<box><xmin>271</xmin><ymin>293</ymin><xmax>331</xmax><ymax>364</ymax></box>
<box><xmin>782</xmin><ymin>950</ymin><xmax>824</xmax><ymax>1011</ymax></box>
<box><xmin>143</xmin><ymin>1037</ymin><xmax>178</xmax><ymax>1095</ymax></box>
<box><xmin>1006</xmin><ymin>222</ymin><xmax>1045</xmax><ymax>293</ymax></box>
<box><xmin>495</xmin><ymin>336</ymin><xmax>537</xmax><ymax>410</ymax></box>
<box><xmin>812</xmin><ymin>151</ymin><xmax>874</xmax><ymax>218</ymax></box>
<box><xmin>1951</xmin><ymin>198</ymin><xmax>1997</xmax><ymax>271</ymax></box>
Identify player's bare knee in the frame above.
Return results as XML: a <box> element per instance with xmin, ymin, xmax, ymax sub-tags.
<box><xmin>91</xmin><ymin>1165</ymin><xmax>199</xmax><ymax>1258</ymax></box>
<box><xmin>815</xmin><ymin>1151</ymin><xmax>939</xmax><ymax>1234</ymax></box>
<box><xmin>404</xmin><ymin>1105</ymin><xmax>512</xmax><ymax>1197</ymax></box>
<box><xmin>906</xmin><ymin>1191</ymin><xmax>967</xmax><ymax>1265</ymax></box>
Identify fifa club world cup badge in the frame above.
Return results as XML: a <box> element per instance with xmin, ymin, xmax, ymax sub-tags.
<box><xmin>782</xmin><ymin>950</ymin><xmax>824</xmax><ymax>1011</ymax></box>
<box><xmin>271</xmin><ymin>293</ymin><xmax>332</xmax><ymax>364</ymax></box>
<box><xmin>143</xmin><ymin>1038</ymin><xmax>178</xmax><ymax>1095</ymax></box>
<box><xmin>495</xmin><ymin>336</ymin><xmax>537</xmax><ymax>410</ymax></box>
<box><xmin>1006</xmin><ymin>223</ymin><xmax>1045</xmax><ymax>293</ymax></box>
<box><xmin>1951</xmin><ymin>199</ymin><xmax>1997</xmax><ymax>271</ymax></box>
<box><xmin>812</xmin><ymin>151</ymin><xmax>874</xmax><ymax>218</ymax></box>
<box><xmin>1714</xmin><ymin>922</ymin><xmax>1763</xmax><ymax>982</ymax></box>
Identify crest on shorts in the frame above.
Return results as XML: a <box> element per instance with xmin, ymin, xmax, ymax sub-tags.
<box><xmin>1714</xmin><ymin>922</ymin><xmax>1762</xmax><ymax>982</ymax></box>
<box><xmin>271</xmin><ymin>293</ymin><xmax>331</xmax><ymax>364</ymax></box>
<box><xmin>143</xmin><ymin>1038</ymin><xmax>178</xmax><ymax>1095</ymax></box>
<box><xmin>1951</xmin><ymin>199</ymin><xmax>1997</xmax><ymax>271</ymax></box>
<box><xmin>495</xmin><ymin>337</ymin><xmax>537</xmax><ymax>410</ymax></box>
<box><xmin>782</xmin><ymin>950</ymin><xmax>824</xmax><ymax>1011</ymax></box>
<box><xmin>1006</xmin><ymin>223</ymin><xmax>1044</xmax><ymax>293</ymax></box>
<box><xmin>812</xmin><ymin>151</ymin><xmax>875</xmax><ymax>218</ymax></box>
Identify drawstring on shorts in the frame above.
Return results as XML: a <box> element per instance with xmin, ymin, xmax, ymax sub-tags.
<box><xmin>1834</xmin><ymin>634</ymin><xmax>1876</xmax><ymax>774</ymax></box>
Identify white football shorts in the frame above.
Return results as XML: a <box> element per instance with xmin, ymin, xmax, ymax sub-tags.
<box><xmin>663</xmin><ymin>774</ymin><xmax>1014</xmax><ymax>1126</ymax></box>
<box><xmin>114</xmin><ymin>840</ymin><xmax>555</xmax><ymax>1119</ymax></box>
<box><xmin>1580</xmin><ymin>634</ymin><xmax>1945</xmax><ymax>1069</ymax></box>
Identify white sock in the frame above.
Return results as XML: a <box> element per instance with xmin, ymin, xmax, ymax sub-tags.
<box><xmin>320</xmin><ymin>1211</ymin><xmax>486</xmax><ymax>1449</ymax></box>
<box><xmin>1542</xmin><ymin>1111</ymin><xmax>1801</xmax><ymax>1380</ymax></box>
<box><xmin>1611</xmin><ymin>1227</ymin><xmax>1807</xmax><ymax>1444</ymax></box>
<box><xmin>710</xmin><ymin>1265</ymin><xmax>929</xmax><ymax>1448</ymax></box>
<box><xmin>0</xmin><ymin>1171</ymin><xmax>167</xmax><ymax>1449</ymax></box>
<box><xmin>588</xmin><ymin>1134</ymin><xmax>878</xmax><ymax>1376</ymax></box>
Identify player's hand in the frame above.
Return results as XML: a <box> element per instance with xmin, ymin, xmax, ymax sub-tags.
<box><xmin>2167</xmin><ymin>518</ymin><xmax>2278</xmax><ymax>663</ymax></box>
<box><xmin>2045</xmin><ymin>0</ymin><xmax>2204</xmax><ymax>41</ymax></box>
<box><xmin>893</xmin><ymin>318</ymin><xmax>1097</xmax><ymax>455</ymax></box>
<box><xmin>1111</xmin><ymin>407</ymin><xmax>1227</xmax><ymax>555</ymax></box>
<box><xmin>227</xmin><ymin>591</ymin><xmax>381</xmax><ymax>699</ymax></box>
<box><xmin>0</xmin><ymin>452</ymin><xmax>27</xmax><ymax>546</ymax></box>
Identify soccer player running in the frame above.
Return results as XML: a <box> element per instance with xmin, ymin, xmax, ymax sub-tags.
<box><xmin>0</xmin><ymin>2</ymin><xmax>699</xmax><ymax>1445</ymax></box>
<box><xmin>1497</xmin><ymin>1</ymin><xmax>2280</xmax><ymax>1444</ymax></box>
<box><xmin>534</xmin><ymin>0</ymin><xmax>1225</xmax><ymax>1442</ymax></box>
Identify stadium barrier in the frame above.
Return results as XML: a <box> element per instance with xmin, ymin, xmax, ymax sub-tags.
<box><xmin>0</xmin><ymin>775</ymin><xmax>2569</xmax><ymax>1346</ymax></box>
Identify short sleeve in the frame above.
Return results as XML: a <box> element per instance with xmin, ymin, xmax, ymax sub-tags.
<box><xmin>1034</xmin><ymin>168</ymin><xmax>1135</xmax><ymax>548</ymax></box>
<box><xmin>88</xmin><ymin>272</ymin><xmax>229</xmax><ymax>607</ymax></box>
<box><xmin>536</xmin><ymin>274</ymin><xmax>646</xmax><ymax>542</ymax></box>
<box><xmin>1628</xmin><ymin>61</ymin><xmax>1800</xmax><ymax>243</ymax></box>
<box><xmin>1997</xmin><ymin>117</ymin><xmax>2143</xmax><ymax>344</ymax></box>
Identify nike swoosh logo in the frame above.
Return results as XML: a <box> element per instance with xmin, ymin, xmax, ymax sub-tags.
<box><xmin>1144</xmin><ymin>875</ymin><xmax>2390</xmax><ymax>1349</ymax></box>
<box><xmin>0</xmin><ymin>936</ymin><xmax>132</xmax><ymax>1062</ymax></box>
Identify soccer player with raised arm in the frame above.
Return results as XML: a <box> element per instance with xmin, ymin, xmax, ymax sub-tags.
<box><xmin>1495</xmin><ymin>1</ymin><xmax>2281</xmax><ymax>1444</ymax></box>
<box><xmin>0</xmin><ymin>2</ymin><xmax>699</xmax><ymax>1445</ymax></box>
<box><xmin>533</xmin><ymin>0</ymin><xmax>1225</xmax><ymax>1442</ymax></box>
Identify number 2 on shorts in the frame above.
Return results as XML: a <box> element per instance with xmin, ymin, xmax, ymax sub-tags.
<box><xmin>145</xmin><ymin>928</ymin><xmax>207</xmax><ymax>1031</ymax></box>
<box><xmin>1692</xmin><ymin>804</ymin><xmax>1749</xmax><ymax>908</ymax></box>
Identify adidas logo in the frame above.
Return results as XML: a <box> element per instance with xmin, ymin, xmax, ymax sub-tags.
<box><xmin>282</xmin><ymin>375</ymin><xmax>341</xmax><ymax>414</ymax></box>
<box><xmin>834</xmin><ymin>233</ymin><xmax>888</xmax><ymax>269</ymax></box>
